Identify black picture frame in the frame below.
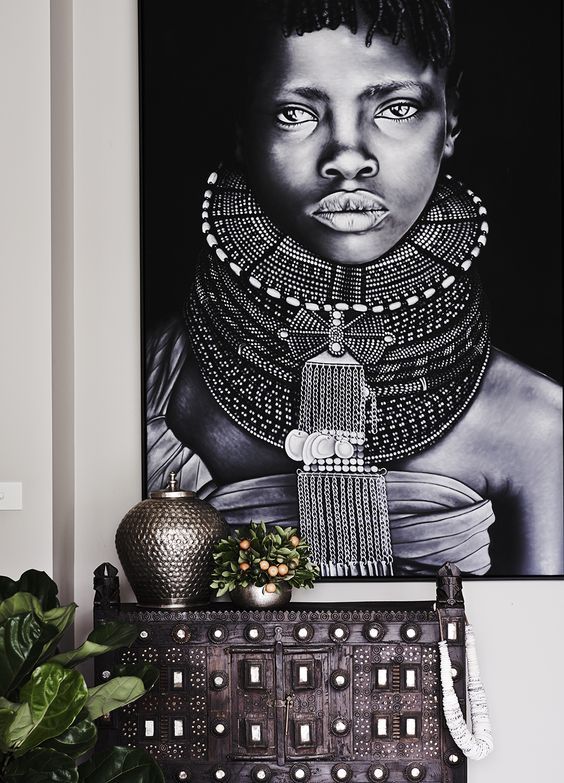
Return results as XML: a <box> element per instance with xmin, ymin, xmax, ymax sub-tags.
<box><xmin>138</xmin><ymin>1</ymin><xmax>563</xmax><ymax>579</ymax></box>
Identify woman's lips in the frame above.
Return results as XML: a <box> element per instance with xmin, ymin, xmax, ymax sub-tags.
<box><xmin>312</xmin><ymin>189</ymin><xmax>389</xmax><ymax>233</ymax></box>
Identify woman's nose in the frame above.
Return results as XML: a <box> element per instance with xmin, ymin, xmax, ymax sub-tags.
<box><xmin>319</xmin><ymin>146</ymin><xmax>379</xmax><ymax>180</ymax></box>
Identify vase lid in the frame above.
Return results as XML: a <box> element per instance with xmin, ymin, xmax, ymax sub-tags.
<box><xmin>149</xmin><ymin>471</ymin><xmax>194</xmax><ymax>499</ymax></box>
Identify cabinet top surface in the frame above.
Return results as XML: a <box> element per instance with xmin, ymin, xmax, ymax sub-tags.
<box><xmin>95</xmin><ymin>600</ymin><xmax>439</xmax><ymax>613</ymax></box>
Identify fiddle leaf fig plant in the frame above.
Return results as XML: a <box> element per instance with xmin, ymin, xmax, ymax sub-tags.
<box><xmin>0</xmin><ymin>570</ymin><xmax>164</xmax><ymax>783</ymax></box>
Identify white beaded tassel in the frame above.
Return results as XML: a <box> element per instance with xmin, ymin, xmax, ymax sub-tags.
<box><xmin>439</xmin><ymin>625</ymin><xmax>494</xmax><ymax>760</ymax></box>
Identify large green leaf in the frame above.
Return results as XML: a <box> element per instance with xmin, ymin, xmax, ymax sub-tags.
<box><xmin>0</xmin><ymin>594</ymin><xmax>77</xmax><ymax>663</ymax></box>
<box><xmin>3</xmin><ymin>747</ymin><xmax>78</xmax><ymax>782</ymax></box>
<box><xmin>0</xmin><ymin>593</ymin><xmax>43</xmax><ymax>625</ymax></box>
<box><xmin>38</xmin><ymin>604</ymin><xmax>78</xmax><ymax>662</ymax></box>
<box><xmin>41</xmin><ymin>718</ymin><xmax>98</xmax><ymax>759</ymax></box>
<box><xmin>50</xmin><ymin>622</ymin><xmax>139</xmax><ymax>668</ymax></box>
<box><xmin>0</xmin><ymin>614</ymin><xmax>58</xmax><ymax>698</ymax></box>
<box><xmin>78</xmin><ymin>747</ymin><xmax>164</xmax><ymax>783</ymax></box>
<box><xmin>82</xmin><ymin>677</ymin><xmax>145</xmax><ymax>722</ymax></box>
<box><xmin>6</xmin><ymin>663</ymin><xmax>88</xmax><ymax>754</ymax></box>
<box><xmin>0</xmin><ymin>695</ymin><xmax>18</xmax><ymax>753</ymax></box>
<box><xmin>42</xmin><ymin>605</ymin><xmax>77</xmax><ymax>636</ymax></box>
<box><xmin>0</xmin><ymin>571</ymin><xmax>59</xmax><ymax>610</ymax></box>
<box><xmin>111</xmin><ymin>663</ymin><xmax>159</xmax><ymax>693</ymax></box>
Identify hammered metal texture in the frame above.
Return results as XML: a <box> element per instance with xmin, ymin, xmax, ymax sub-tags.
<box><xmin>115</xmin><ymin>497</ymin><xmax>229</xmax><ymax>607</ymax></box>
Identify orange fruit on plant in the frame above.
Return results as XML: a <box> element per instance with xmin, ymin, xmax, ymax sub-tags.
<box><xmin>239</xmin><ymin>562</ymin><xmax>250</xmax><ymax>571</ymax></box>
<box><xmin>278</xmin><ymin>563</ymin><xmax>289</xmax><ymax>576</ymax></box>
<box><xmin>267</xmin><ymin>565</ymin><xmax>279</xmax><ymax>577</ymax></box>
<box><xmin>259</xmin><ymin>560</ymin><xmax>270</xmax><ymax>571</ymax></box>
<box><xmin>239</xmin><ymin>539</ymin><xmax>251</xmax><ymax>550</ymax></box>
<box><xmin>290</xmin><ymin>535</ymin><xmax>300</xmax><ymax>547</ymax></box>
<box><xmin>264</xmin><ymin>582</ymin><xmax>277</xmax><ymax>593</ymax></box>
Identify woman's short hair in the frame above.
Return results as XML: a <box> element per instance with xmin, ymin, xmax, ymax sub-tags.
<box><xmin>210</xmin><ymin>0</ymin><xmax>458</xmax><ymax>166</ymax></box>
<box><xmin>241</xmin><ymin>0</ymin><xmax>456</xmax><ymax>67</ymax></box>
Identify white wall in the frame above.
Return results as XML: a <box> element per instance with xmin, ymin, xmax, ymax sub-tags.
<box><xmin>0</xmin><ymin>2</ymin><xmax>562</xmax><ymax>781</ymax></box>
<box><xmin>0</xmin><ymin>0</ymin><xmax>53</xmax><ymax>577</ymax></box>
<box><xmin>51</xmin><ymin>0</ymin><xmax>75</xmax><ymax>608</ymax></box>
<box><xmin>303</xmin><ymin>578</ymin><xmax>560</xmax><ymax>782</ymax></box>
<box><xmin>71</xmin><ymin>0</ymin><xmax>141</xmax><ymax>640</ymax></box>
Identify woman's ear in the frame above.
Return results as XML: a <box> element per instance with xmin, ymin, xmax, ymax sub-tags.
<box><xmin>443</xmin><ymin>72</ymin><xmax>462</xmax><ymax>159</ymax></box>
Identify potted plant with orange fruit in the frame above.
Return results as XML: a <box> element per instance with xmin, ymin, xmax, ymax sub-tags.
<box><xmin>210</xmin><ymin>522</ymin><xmax>319</xmax><ymax>607</ymax></box>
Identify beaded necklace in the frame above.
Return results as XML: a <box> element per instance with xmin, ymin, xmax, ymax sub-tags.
<box><xmin>188</xmin><ymin>167</ymin><xmax>491</xmax><ymax>576</ymax></box>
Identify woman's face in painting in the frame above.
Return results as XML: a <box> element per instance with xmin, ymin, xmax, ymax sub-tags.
<box><xmin>241</xmin><ymin>24</ymin><xmax>457</xmax><ymax>264</ymax></box>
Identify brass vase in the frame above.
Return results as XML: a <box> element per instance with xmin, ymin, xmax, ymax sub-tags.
<box><xmin>115</xmin><ymin>472</ymin><xmax>229</xmax><ymax>608</ymax></box>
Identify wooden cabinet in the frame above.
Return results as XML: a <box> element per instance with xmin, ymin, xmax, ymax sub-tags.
<box><xmin>93</xmin><ymin>583</ymin><xmax>467</xmax><ymax>783</ymax></box>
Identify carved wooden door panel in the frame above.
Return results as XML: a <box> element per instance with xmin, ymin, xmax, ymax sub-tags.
<box><xmin>283</xmin><ymin>647</ymin><xmax>331</xmax><ymax>761</ymax></box>
<box><xmin>229</xmin><ymin>638</ymin><xmax>332</xmax><ymax>764</ymax></box>
<box><xmin>230</xmin><ymin>649</ymin><xmax>277</xmax><ymax>760</ymax></box>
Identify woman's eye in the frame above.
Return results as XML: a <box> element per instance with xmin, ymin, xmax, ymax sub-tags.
<box><xmin>276</xmin><ymin>106</ymin><xmax>318</xmax><ymax>127</ymax></box>
<box><xmin>375</xmin><ymin>103</ymin><xmax>419</xmax><ymax>121</ymax></box>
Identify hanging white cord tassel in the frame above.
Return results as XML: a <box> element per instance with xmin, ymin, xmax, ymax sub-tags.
<box><xmin>439</xmin><ymin>624</ymin><xmax>494</xmax><ymax>760</ymax></box>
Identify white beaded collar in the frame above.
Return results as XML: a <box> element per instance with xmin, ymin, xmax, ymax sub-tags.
<box><xmin>201</xmin><ymin>166</ymin><xmax>488</xmax><ymax>315</ymax></box>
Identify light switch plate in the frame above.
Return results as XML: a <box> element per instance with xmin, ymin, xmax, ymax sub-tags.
<box><xmin>0</xmin><ymin>483</ymin><xmax>23</xmax><ymax>510</ymax></box>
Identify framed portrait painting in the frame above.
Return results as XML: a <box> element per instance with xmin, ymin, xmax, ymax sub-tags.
<box><xmin>139</xmin><ymin>0</ymin><xmax>563</xmax><ymax>579</ymax></box>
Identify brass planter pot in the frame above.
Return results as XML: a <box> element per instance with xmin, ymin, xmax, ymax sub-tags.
<box><xmin>115</xmin><ymin>473</ymin><xmax>229</xmax><ymax>608</ymax></box>
<box><xmin>229</xmin><ymin>582</ymin><xmax>292</xmax><ymax>609</ymax></box>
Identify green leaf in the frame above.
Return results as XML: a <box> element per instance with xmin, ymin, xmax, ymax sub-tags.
<box><xmin>6</xmin><ymin>663</ymin><xmax>88</xmax><ymax>754</ymax></box>
<box><xmin>110</xmin><ymin>663</ymin><xmax>159</xmax><ymax>693</ymax></box>
<box><xmin>38</xmin><ymin>604</ymin><xmax>78</xmax><ymax>664</ymax></box>
<box><xmin>0</xmin><ymin>571</ymin><xmax>59</xmax><ymax>611</ymax></box>
<box><xmin>0</xmin><ymin>695</ymin><xmax>18</xmax><ymax>709</ymax></box>
<box><xmin>0</xmin><ymin>594</ymin><xmax>77</xmax><ymax>665</ymax></box>
<box><xmin>42</xmin><ymin>605</ymin><xmax>77</xmax><ymax>637</ymax></box>
<box><xmin>0</xmin><ymin>614</ymin><xmax>58</xmax><ymax>698</ymax></box>
<box><xmin>0</xmin><ymin>591</ymin><xmax>75</xmax><ymax>625</ymax></box>
<box><xmin>3</xmin><ymin>747</ymin><xmax>78</xmax><ymax>782</ymax></box>
<box><xmin>50</xmin><ymin>621</ymin><xmax>139</xmax><ymax>668</ymax></box>
<box><xmin>0</xmin><ymin>593</ymin><xmax>44</xmax><ymax>625</ymax></box>
<box><xmin>82</xmin><ymin>677</ymin><xmax>145</xmax><ymax>722</ymax></box>
<box><xmin>0</xmin><ymin>696</ymin><xmax>18</xmax><ymax>753</ymax></box>
<box><xmin>40</xmin><ymin>718</ymin><xmax>98</xmax><ymax>759</ymax></box>
<box><xmin>78</xmin><ymin>746</ymin><xmax>164</xmax><ymax>783</ymax></box>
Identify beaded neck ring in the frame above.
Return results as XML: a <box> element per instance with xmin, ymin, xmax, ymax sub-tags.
<box><xmin>189</xmin><ymin>166</ymin><xmax>491</xmax><ymax>576</ymax></box>
<box><xmin>201</xmin><ymin>167</ymin><xmax>489</xmax><ymax>314</ymax></box>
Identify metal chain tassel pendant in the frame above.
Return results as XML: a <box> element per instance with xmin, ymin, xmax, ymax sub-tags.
<box><xmin>297</xmin><ymin>470</ymin><xmax>393</xmax><ymax>576</ymax></box>
<box><xmin>298</xmin><ymin>361</ymin><xmax>366</xmax><ymax>434</ymax></box>
<box><xmin>285</xmin><ymin>344</ymin><xmax>394</xmax><ymax>576</ymax></box>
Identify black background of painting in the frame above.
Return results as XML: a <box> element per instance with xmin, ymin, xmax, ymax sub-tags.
<box><xmin>139</xmin><ymin>0</ymin><xmax>563</xmax><ymax>386</ymax></box>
